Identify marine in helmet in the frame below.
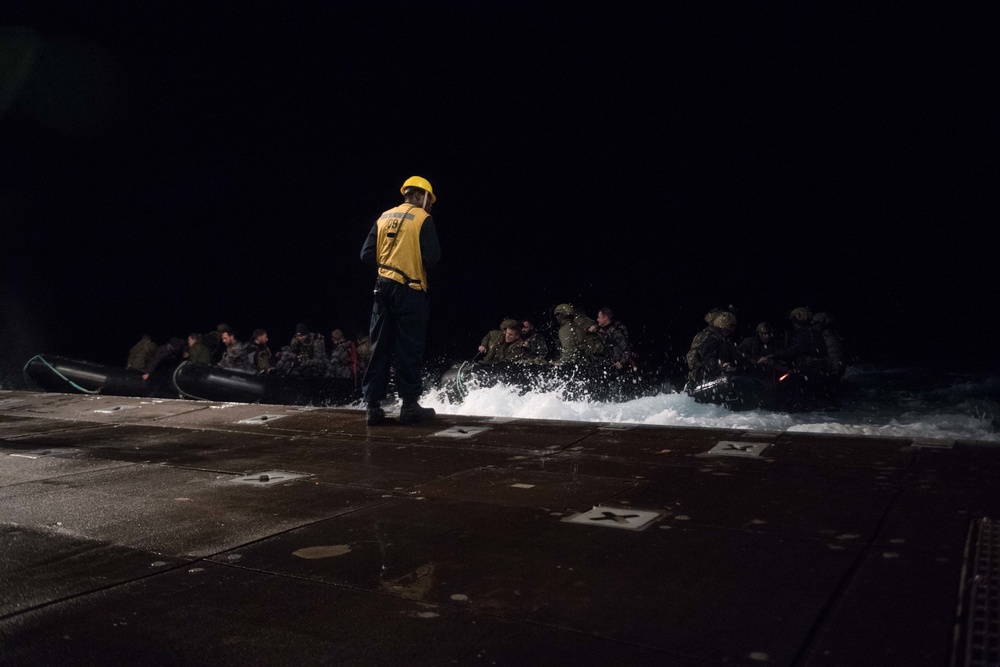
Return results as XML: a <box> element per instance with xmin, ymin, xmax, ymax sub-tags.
<box><xmin>685</xmin><ymin>308</ymin><xmax>725</xmax><ymax>365</ymax></box>
<box><xmin>360</xmin><ymin>176</ymin><xmax>442</xmax><ymax>426</ymax></box>
<box><xmin>184</xmin><ymin>333</ymin><xmax>212</xmax><ymax>366</ymax></box>
<box><xmin>739</xmin><ymin>321</ymin><xmax>779</xmax><ymax>363</ymax></box>
<box><xmin>553</xmin><ymin>303</ymin><xmax>604</xmax><ymax>364</ymax></box>
<box><xmin>275</xmin><ymin>323</ymin><xmax>329</xmax><ymax>378</ymax></box>
<box><xmin>126</xmin><ymin>334</ymin><xmax>157</xmax><ymax>371</ymax></box>
<box><xmin>812</xmin><ymin>312</ymin><xmax>847</xmax><ymax>377</ymax></box>
<box><xmin>763</xmin><ymin>307</ymin><xmax>829</xmax><ymax>371</ymax></box>
<box><xmin>686</xmin><ymin>310</ymin><xmax>741</xmax><ymax>384</ymax></box>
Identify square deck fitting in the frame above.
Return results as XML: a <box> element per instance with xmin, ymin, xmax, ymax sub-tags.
<box><xmin>237</xmin><ymin>414</ymin><xmax>288</xmax><ymax>425</ymax></box>
<box><xmin>94</xmin><ymin>405</ymin><xmax>140</xmax><ymax>414</ymax></box>
<box><xmin>7</xmin><ymin>448</ymin><xmax>79</xmax><ymax>459</ymax></box>
<box><xmin>740</xmin><ymin>430</ymin><xmax>783</xmax><ymax>438</ymax></box>
<box><xmin>700</xmin><ymin>440</ymin><xmax>771</xmax><ymax>458</ymax></box>
<box><xmin>910</xmin><ymin>438</ymin><xmax>955</xmax><ymax>449</ymax></box>
<box><xmin>562</xmin><ymin>506</ymin><xmax>662</xmax><ymax>531</ymax></box>
<box><xmin>432</xmin><ymin>425</ymin><xmax>490</xmax><ymax>438</ymax></box>
<box><xmin>232</xmin><ymin>471</ymin><xmax>310</xmax><ymax>485</ymax></box>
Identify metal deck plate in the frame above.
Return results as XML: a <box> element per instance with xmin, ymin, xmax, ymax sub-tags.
<box><xmin>432</xmin><ymin>425</ymin><xmax>490</xmax><ymax>438</ymax></box>
<box><xmin>700</xmin><ymin>440</ymin><xmax>771</xmax><ymax>458</ymax></box>
<box><xmin>237</xmin><ymin>414</ymin><xmax>289</xmax><ymax>424</ymax></box>
<box><xmin>7</xmin><ymin>448</ymin><xmax>79</xmax><ymax>459</ymax></box>
<box><xmin>232</xmin><ymin>471</ymin><xmax>311</xmax><ymax>485</ymax></box>
<box><xmin>93</xmin><ymin>404</ymin><xmax>141</xmax><ymax>414</ymax></box>
<box><xmin>562</xmin><ymin>506</ymin><xmax>662</xmax><ymax>530</ymax></box>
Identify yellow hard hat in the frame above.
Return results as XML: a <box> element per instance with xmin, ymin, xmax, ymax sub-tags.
<box><xmin>400</xmin><ymin>176</ymin><xmax>436</xmax><ymax>203</ymax></box>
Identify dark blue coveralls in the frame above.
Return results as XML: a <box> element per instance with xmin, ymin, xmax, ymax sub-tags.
<box><xmin>359</xmin><ymin>212</ymin><xmax>441</xmax><ymax>403</ymax></box>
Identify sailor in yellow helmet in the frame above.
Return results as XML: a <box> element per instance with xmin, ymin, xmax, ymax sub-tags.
<box><xmin>360</xmin><ymin>176</ymin><xmax>442</xmax><ymax>426</ymax></box>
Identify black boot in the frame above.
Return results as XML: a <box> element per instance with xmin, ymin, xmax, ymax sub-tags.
<box><xmin>366</xmin><ymin>401</ymin><xmax>386</xmax><ymax>426</ymax></box>
<box><xmin>399</xmin><ymin>398</ymin><xmax>435</xmax><ymax>425</ymax></box>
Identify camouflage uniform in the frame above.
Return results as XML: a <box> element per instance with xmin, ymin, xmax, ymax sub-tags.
<box><xmin>483</xmin><ymin>339</ymin><xmax>527</xmax><ymax>364</ymax></box>
<box><xmin>479</xmin><ymin>327</ymin><xmax>504</xmax><ymax>358</ymax></box>
<box><xmin>812</xmin><ymin>313</ymin><xmax>847</xmax><ymax>377</ymax></box>
<box><xmin>127</xmin><ymin>335</ymin><xmax>157</xmax><ymax>370</ymax></box>
<box><xmin>598</xmin><ymin>321</ymin><xmax>632</xmax><ymax>367</ymax></box>
<box><xmin>329</xmin><ymin>338</ymin><xmax>355</xmax><ymax>379</ymax></box>
<box><xmin>276</xmin><ymin>333</ymin><xmax>329</xmax><ymax>378</ymax></box>
<box><xmin>355</xmin><ymin>336</ymin><xmax>372</xmax><ymax>377</ymax></box>
<box><xmin>687</xmin><ymin>326</ymin><xmax>739</xmax><ymax>383</ymax></box>
<box><xmin>686</xmin><ymin>327</ymin><xmax>714</xmax><ymax>382</ymax></box>
<box><xmin>248</xmin><ymin>342</ymin><xmax>272</xmax><ymax>373</ymax></box>
<box><xmin>186</xmin><ymin>340</ymin><xmax>212</xmax><ymax>365</ymax></box>
<box><xmin>219</xmin><ymin>338</ymin><xmax>256</xmax><ymax>374</ymax></box>
<box><xmin>738</xmin><ymin>324</ymin><xmax>778</xmax><ymax>360</ymax></box>
<box><xmin>553</xmin><ymin>305</ymin><xmax>603</xmax><ymax>364</ymax></box>
<box><xmin>772</xmin><ymin>322</ymin><xmax>828</xmax><ymax>371</ymax></box>
<box><xmin>523</xmin><ymin>330</ymin><xmax>549</xmax><ymax>359</ymax></box>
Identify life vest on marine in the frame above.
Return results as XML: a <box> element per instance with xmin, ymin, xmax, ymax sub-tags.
<box><xmin>375</xmin><ymin>204</ymin><xmax>431</xmax><ymax>291</ymax></box>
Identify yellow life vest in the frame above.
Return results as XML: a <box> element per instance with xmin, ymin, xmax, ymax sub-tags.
<box><xmin>375</xmin><ymin>204</ymin><xmax>430</xmax><ymax>291</ymax></box>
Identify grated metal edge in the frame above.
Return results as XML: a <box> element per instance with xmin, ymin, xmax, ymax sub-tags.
<box><xmin>958</xmin><ymin>517</ymin><xmax>1000</xmax><ymax>667</ymax></box>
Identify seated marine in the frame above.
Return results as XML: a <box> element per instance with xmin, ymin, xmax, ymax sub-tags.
<box><xmin>477</xmin><ymin>320</ymin><xmax>506</xmax><ymax>358</ymax></box>
<box><xmin>127</xmin><ymin>334</ymin><xmax>157</xmax><ymax>371</ymax></box>
<box><xmin>685</xmin><ymin>310</ymin><xmax>741</xmax><ymax>385</ymax></box>
<box><xmin>811</xmin><ymin>312</ymin><xmax>847</xmax><ymax>378</ymax></box>
<box><xmin>763</xmin><ymin>307</ymin><xmax>829</xmax><ymax>373</ymax></box>
<box><xmin>738</xmin><ymin>322</ymin><xmax>778</xmax><ymax>362</ymax></box>
<box><xmin>520</xmin><ymin>319</ymin><xmax>550</xmax><ymax>360</ymax></box>
<box><xmin>275</xmin><ymin>323</ymin><xmax>329</xmax><ymax>378</ymax></box>
<box><xmin>553</xmin><ymin>303</ymin><xmax>603</xmax><ymax>365</ymax></box>
<box><xmin>482</xmin><ymin>319</ymin><xmax>529</xmax><ymax>364</ymax></box>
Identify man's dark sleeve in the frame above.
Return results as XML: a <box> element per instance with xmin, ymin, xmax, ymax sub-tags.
<box><xmin>144</xmin><ymin>345</ymin><xmax>170</xmax><ymax>374</ymax></box>
<box><xmin>420</xmin><ymin>217</ymin><xmax>441</xmax><ymax>269</ymax></box>
<box><xmin>360</xmin><ymin>224</ymin><xmax>378</xmax><ymax>267</ymax></box>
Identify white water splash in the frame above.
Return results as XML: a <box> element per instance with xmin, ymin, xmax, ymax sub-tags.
<box><xmin>409</xmin><ymin>367</ymin><xmax>1000</xmax><ymax>444</ymax></box>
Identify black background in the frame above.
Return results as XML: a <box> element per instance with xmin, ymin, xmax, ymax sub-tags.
<box><xmin>2</xmin><ymin>1</ymin><xmax>996</xmax><ymax>381</ymax></box>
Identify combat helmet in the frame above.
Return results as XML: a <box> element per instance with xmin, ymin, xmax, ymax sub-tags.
<box><xmin>500</xmin><ymin>318</ymin><xmax>521</xmax><ymax>331</ymax></box>
<box><xmin>553</xmin><ymin>303</ymin><xmax>575</xmax><ymax>318</ymax></box>
<box><xmin>789</xmin><ymin>307</ymin><xmax>813</xmax><ymax>323</ymax></box>
<box><xmin>812</xmin><ymin>312</ymin><xmax>833</xmax><ymax>327</ymax></box>
<box><xmin>711</xmin><ymin>311</ymin><xmax>737</xmax><ymax>333</ymax></box>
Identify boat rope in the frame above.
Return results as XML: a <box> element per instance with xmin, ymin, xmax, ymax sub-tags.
<box><xmin>22</xmin><ymin>355</ymin><xmax>100</xmax><ymax>394</ymax></box>
<box><xmin>454</xmin><ymin>360</ymin><xmax>469</xmax><ymax>399</ymax></box>
<box><xmin>171</xmin><ymin>362</ymin><xmax>214</xmax><ymax>401</ymax></box>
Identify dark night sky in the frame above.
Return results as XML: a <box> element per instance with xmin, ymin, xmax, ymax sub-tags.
<box><xmin>2</xmin><ymin>1</ymin><xmax>997</xmax><ymax>382</ymax></box>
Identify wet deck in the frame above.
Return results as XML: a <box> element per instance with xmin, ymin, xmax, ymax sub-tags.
<box><xmin>1</xmin><ymin>390</ymin><xmax>997</xmax><ymax>666</ymax></box>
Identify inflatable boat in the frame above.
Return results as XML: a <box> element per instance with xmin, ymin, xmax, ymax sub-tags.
<box><xmin>22</xmin><ymin>354</ymin><xmax>180</xmax><ymax>399</ymax></box>
<box><xmin>685</xmin><ymin>366</ymin><xmax>843</xmax><ymax>412</ymax></box>
<box><xmin>23</xmin><ymin>354</ymin><xmax>361</xmax><ymax>407</ymax></box>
